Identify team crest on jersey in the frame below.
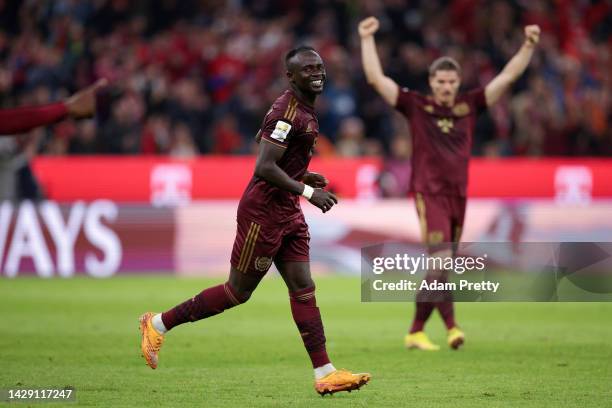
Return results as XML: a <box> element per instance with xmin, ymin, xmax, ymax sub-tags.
<box><xmin>424</xmin><ymin>105</ymin><xmax>434</xmax><ymax>113</ymax></box>
<box><xmin>437</xmin><ymin>118</ymin><xmax>454</xmax><ymax>134</ymax></box>
<box><xmin>452</xmin><ymin>102</ymin><xmax>470</xmax><ymax>117</ymax></box>
<box><xmin>254</xmin><ymin>256</ymin><xmax>273</xmax><ymax>272</ymax></box>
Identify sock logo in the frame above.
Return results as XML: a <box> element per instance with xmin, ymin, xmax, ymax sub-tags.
<box><xmin>254</xmin><ymin>256</ymin><xmax>273</xmax><ymax>272</ymax></box>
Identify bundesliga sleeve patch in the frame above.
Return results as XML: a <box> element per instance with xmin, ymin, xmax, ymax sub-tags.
<box><xmin>271</xmin><ymin>120</ymin><xmax>292</xmax><ymax>142</ymax></box>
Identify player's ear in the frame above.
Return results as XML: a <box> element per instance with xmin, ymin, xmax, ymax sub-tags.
<box><xmin>286</xmin><ymin>70</ymin><xmax>293</xmax><ymax>82</ymax></box>
<box><xmin>449</xmin><ymin>71</ymin><xmax>461</xmax><ymax>88</ymax></box>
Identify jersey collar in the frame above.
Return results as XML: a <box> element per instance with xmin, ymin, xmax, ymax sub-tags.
<box><xmin>287</xmin><ymin>89</ymin><xmax>316</xmax><ymax>113</ymax></box>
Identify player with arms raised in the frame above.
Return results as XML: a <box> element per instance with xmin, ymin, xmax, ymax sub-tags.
<box><xmin>139</xmin><ymin>46</ymin><xmax>371</xmax><ymax>396</ymax></box>
<box><xmin>359</xmin><ymin>16</ymin><xmax>540</xmax><ymax>350</ymax></box>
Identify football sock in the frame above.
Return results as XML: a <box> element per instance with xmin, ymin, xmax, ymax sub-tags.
<box><xmin>152</xmin><ymin>313</ymin><xmax>167</xmax><ymax>334</ymax></box>
<box><xmin>289</xmin><ymin>286</ymin><xmax>331</xmax><ymax>369</ymax></box>
<box><xmin>161</xmin><ymin>282</ymin><xmax>247</xmax><ymax>331</ymax></box>
<box><xmin>410</xmin><ymin>273</ymin><xmax>438</xmax><ymax>333</ymax></box>
<box><xmin>434</xmin><ymin>273</ymin><xmax>456</xmax><ymax>329</ymax></box>
<box><xmin>437</xmin><ymin>300</ymin><xmax>456</xmax><ymax>329</ymax></box>
<box><xmin>409</xmin><ymin>301</ymin><xmax>435</xmax><ymax>333</ymax></box>
<box><xmin>314</xmin><ymin>363</ymin><xmax>337</xmax><ymax>380</ymax></box>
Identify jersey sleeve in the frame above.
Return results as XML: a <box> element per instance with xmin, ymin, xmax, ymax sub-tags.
<box><xmin>465</xmin><ymin>88</ymin><xmax>487</xmax><ymax>115</ymax></box>
<box><xmin>260</xmin><ymin>98</ymin><xmax>300</xmax><ymax>148</ymax></box>
<box><xmin>394</xmin><ymin>87</ymin><xmax>415</xmax><ymax>118</ymax></box>
<box><xmin>0</xmin><ymin>102</ymin><xmax>68</xmax><ymax>135</ymax></box>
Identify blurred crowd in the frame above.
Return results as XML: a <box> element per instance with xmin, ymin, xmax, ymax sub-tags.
<box><xmin>0</xmin><ymin>0</ymin><xmax>610</xmax><ymax>163</ymax></box>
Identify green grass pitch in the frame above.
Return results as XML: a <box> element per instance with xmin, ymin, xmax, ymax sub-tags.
<box><xmin>1</xmin><ymin>276</ymin><xmax>611</xmax><ymax>407</ymax></box>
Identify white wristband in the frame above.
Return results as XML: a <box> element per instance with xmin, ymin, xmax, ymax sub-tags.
<box><xmin>301</xmin><ymin>184</ymin><xmax>314</xmax><ymax>200</ymax></box>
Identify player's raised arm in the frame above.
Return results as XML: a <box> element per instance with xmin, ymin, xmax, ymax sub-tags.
<box><xmin>0</xmin><ymin>78</ymin><xmax>107</xmax><ymax>135</ymax></box>
<box><xmin>485</xmin><ymin>25</ymin><xmax>540</xmax><ymax>107</ymax></box>
<box><xmin>255</xmin><ymin>140</ymin><xmax>338</xmax><ymax>213</ymax></box>
<box><xmin>359</xmin><ymin>17</ymin><xmax>400</xmax><ymax>107</ymax></box>
<box><xmin>0</xmin><ymin>103</ymin><xmax>68</xmax><ymax>135</ymax></box>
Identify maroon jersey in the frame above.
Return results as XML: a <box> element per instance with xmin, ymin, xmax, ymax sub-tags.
<box><xmin>238</xmin><ymin>90</ymin><xmax>318</xmax><ymax>224</ymax></box>
<box><xmin>395</xmin><ymin>88</ymin><xmax>487</xmax><ymax>197</ymax></box>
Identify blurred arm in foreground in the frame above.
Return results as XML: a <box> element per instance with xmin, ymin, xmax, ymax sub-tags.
<box><xmin>0</xmin><ymin>79</ymin><xmax>107</xmax><ymax>135</ymax></box>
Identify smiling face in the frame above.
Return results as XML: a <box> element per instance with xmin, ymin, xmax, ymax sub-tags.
<box><xmin>429</xmin><ymin>69</ymin><xmax>461</xmax><ymax>106</ymax></box>
<box><xmin>287</xmin><ymin>50</ymin><xmax>326</xmax><ymax>95</ymax></box>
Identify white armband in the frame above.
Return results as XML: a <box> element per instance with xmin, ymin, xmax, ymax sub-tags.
<box><xmin>301</xmin><ymin>184</ymin><xmax>314</xmax><ymax>200</ymax></box>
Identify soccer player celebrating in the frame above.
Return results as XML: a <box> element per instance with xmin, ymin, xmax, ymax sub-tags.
<box><xmin>359</xmin><ymin>17</ymin><xmax>540</xmax><ymax>350</ymax></box>
<box><xmin>0</xmin><ymin>79</ymin><xmax>107</xmax><ymax>135</ymax></box>
<box><xmin>139</xmin><ymin>46</ymin><xmax>371</xmax><ymax>396</ymax></box>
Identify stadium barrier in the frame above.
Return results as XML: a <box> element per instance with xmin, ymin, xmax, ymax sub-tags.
<box><xmin>0</xmin><ymin>200</ymin><xmax>174</xmax><ymax>277</ymax></box>
<box><xmin>1</xmin><ymin>157</ymin><xmax>610</xmax><ymax>277</ymax></box>
<box><xmin>31</xmin><ymin>157</ymin><xmax>612</xmax><ymax>202</ymax></box>
<box><xmin>2</xmin><ymin>198</ymin><xmax>611</xmax><ymax>278</ymax></box>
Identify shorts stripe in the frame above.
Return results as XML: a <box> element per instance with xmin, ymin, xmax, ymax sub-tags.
<box><xmin>453</xmin><ymin>225</ymin><xmax>463</xmax><ymax>244</ymax></box>
<box><xmin>416</xmin><ymin>193</ymin><xmax>428</xmax><ymax>244</ymax></box>
<box><xmin>238</xmin><ymin>222</ymin><xmax>261</xmax><ymax>272</ymax></box>
<box><xmin>237</xmin><ymin>223</ymin><xmax>257</xmax><ymax>272</ymax></box>
<box><xmin>240</xmin><ymin>223</ymin><xmax>260</xmax><ymax>272</ymax></box>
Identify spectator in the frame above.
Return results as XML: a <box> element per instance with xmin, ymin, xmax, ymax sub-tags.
<box><xmin>0</xmin><ymin>0</ymin><xmax>608</xmax><ymax>157</ymax></box>
<box><xmin>169</xmin><ymin>122</ymin><xmax>198</xmax><ymax>158</ymax></box>
<box><xmin>336</xmin><ymin>117</ymin><xmax>366</xmax><ymax>157</ymax></box>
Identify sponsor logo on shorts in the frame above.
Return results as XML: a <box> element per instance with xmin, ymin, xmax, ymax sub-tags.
<box><xmin>428</xmin><ymin>231</ymin><xmax>444</xmax><ymax>245</ymax></box>
<box><xmin>254</xmin><ymin>256</ymin><xmax>273</xmax><ymax>272</ymax></box>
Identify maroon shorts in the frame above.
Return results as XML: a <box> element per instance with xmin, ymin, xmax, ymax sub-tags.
<box><xmin>230</xmin><ymin>214</ymin><xmax>310</xmax><ymax>277</ymax></box>
<box><xmin>415</xmin><ymin>193</ymin><xmax>466</xmax><ymax>249</ymax></box>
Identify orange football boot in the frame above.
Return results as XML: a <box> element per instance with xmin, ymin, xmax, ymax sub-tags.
<box><xmin>315</xmin><ymin>369</ymin><xmax>371</xmax><ymax>396</ymax></box>
<box><xmin>139</xmin><ymin>312</ymin><xmax>165</xmax><ymax>369</ymax></box>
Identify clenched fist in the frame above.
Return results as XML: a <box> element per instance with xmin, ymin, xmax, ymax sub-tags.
<box><xmin>310</xmin><ymin>189</ymin><xmax>338</xmax><ymax>213</ymax></box>
<box><xmin>524</xmin><ymin>25</ymin><xmax>540</xmax><ymax>46</ymax></box>
<box><xmin>359</xmin><ymin>16</ymin><xmax>380</xmax><ymax>38</ymax></box>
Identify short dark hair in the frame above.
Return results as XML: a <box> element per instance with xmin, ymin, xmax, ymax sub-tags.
<box><xmin>428</xmin><ymin>56</ymin><xmax>461</xmax><ymax>77</ymax></box>
<box><xmin>285</xmin><ymin>46</ymin><xmax>316</xmax><ymax>69</ymax></box>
